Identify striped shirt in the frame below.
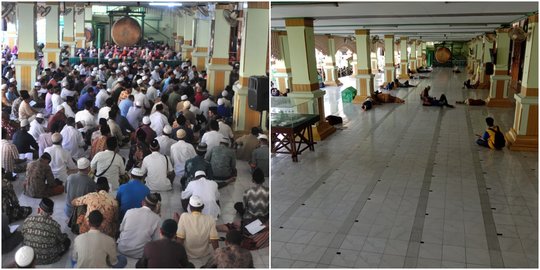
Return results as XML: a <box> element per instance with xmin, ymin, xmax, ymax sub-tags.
<box><xmin>243</xmin><ymin>185</ymin><xmax>269</xmax><ymax>220</ymax></box>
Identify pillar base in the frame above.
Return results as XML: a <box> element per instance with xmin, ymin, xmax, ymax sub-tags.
<box><xmin>42</xmin><ymin>47</ymin><xmax>61</xmax><ymax>66</ymax></box>
<box><xmin>312</xmin><ymin>121</ymin><xmax>336</xmax><ymax>141</ymax></box>
<box><xmin>273</xmin><ymin>72</ymin><xmax>293</xmax><ymax>93</ymax></box>
<box><xmin>192</xmin><ymin>51</ymin><xmax>208</xmax><ymax>71</ymax></box>
<box><xmin>486</xmin><ymin>97</ymin><xmax>513</xmax><ymax>107</ymax></box>
<box><xmin>182</xmin><ymin>45</ymin><xmax>194</xmax><ymax>60</ymax></box>
<box><xmin>398</xmin><ymin>74</ymin><xmax>410</xmax><ymax>80</ymax></box>
<box><xmin>505</xmin><ymin>128</ymin><xmax>538</xmax><ymax>151</ymax></box>
<box><xmin>206</xmin><ymin>63</ymin><xmax>233</xmax><ymax>95</ymax></box>
<box><xmin>324</xmin><ymin>80</ymin><xmax>342</xmax><ymax>86</ymax></box>
<box><xmin>14</xmin><ymin>59</ymin><xmax>38</xmax><ymax>91</ymax></box>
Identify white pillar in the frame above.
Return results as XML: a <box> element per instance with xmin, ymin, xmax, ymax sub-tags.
<box><xmin>14</xmin><ymin>3</ymin><xmax>38</xmax><ymax>91</ymax></box>
<box><xmin>62</xmin><ymin>7</ymin><xmax>76</xmax><ymax>56</ymax></box>
<box><xmin>42</xmin><ymin>3</ymin><xmax>61</xmax><ymax>66</ymax></box>
<box><xmin>207</xmin><ymin>4</ymin><xmax>233</xmax><ymax>95</ymax></box>
<box><xmin>192</xmin><ymin>19</ymin><xmax>211</xmax><ymax>71</ymax></box>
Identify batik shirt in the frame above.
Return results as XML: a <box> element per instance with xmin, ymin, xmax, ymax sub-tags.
<box><xmin>243</xmin><ymin>185</ymin><xmax>270</xmax><ymax>220</ymax></box>
<box><xmin>21</xmin><ymin>215</ymin><xmax>69</xmax><ymax>265</ymax></box>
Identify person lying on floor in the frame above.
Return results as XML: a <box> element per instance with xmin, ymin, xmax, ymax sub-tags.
<box><xmin>420</xmin><ymin>86</ymin><xmax>454</xmax><ymax>108</ymax></box>
<box><xmin>455</xmin><ymin>98</ymin><xmax>486</xmax><ymax>106</ymax></box>
<box><xmin>394</xmin><ymin>78</ymin><xmax>416</xmax><ymax>88</ymax></box>
<box><xmin>380</xmin><ymin>81</ymin><xmax>396</xmax><ymax>91</ymax></box>
<box><xmin>372</xmin><ymin>91</ymin><xmax>405</xmax><ymax>104</ymax></box>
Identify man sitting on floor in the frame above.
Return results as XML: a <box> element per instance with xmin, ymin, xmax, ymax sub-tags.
<box><xmin>476</xmin><ymin>117</ymin><xmax>505</xmax><ymax>150</ymax></box>
<box><xmin>24</xmin><ymin>152</ymin><xmax>64</xmax><ymax>198</ymax></box>
<box><xmin>21</xmin><ymin>198</ymin><xmax>71</xmax><ymax>265</ymax></box>
<box><xmin>72</xmin><ymin>210</ymin><xmax>127</xmax><ymax>268</ymax></box>
<box><xmin>203</xmin><ymin>230</ymin><xmax>254</xmax><ymax>268</ymax></box>
<box><xmin>181</xmin><ymin>171</ymin><xmax>220</xmax><ymax>220</ymax></box>
<box><xmin>136</xmin><ymin>219</ymin><xmax>193</xmax><ymax>268</ymax></box>
<box><xmin>116</xmin><ymin>167</ymin><xmax>150</xmax><ymax>221</ymax></box>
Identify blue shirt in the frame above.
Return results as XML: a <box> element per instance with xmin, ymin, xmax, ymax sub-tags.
<box><xmin>116</xmin><ymin>179</ymin><xmax>150</xmax><ymax>220</ymax></box>
<box><xmin>118</xmin><ymin>99</ymin><xmax>133</xmax><ymax>117</ymax></box>
<box><xmin>77</xmin><ymin>93</ymin><xmax>95</xmax><ymax>110</ymax></box>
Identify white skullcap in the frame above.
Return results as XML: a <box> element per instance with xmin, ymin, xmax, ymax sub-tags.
<box><xmin>194</xmin><ymin>171</ymin><xmax>206</xmax><ymax>178</ymax></box>
<box><xmin>1</xmin><ymin>84</ymin><xmax>6</xmax><ymax>90</ymax></box>
<box><xmin>117</xmin><ymin>77</ymin><xmax>124</xmax><ymax>82</ymax></box>
<box><xmin>142</xmin><ymin>75</ymin><xmax>148</xmax><ymax>81</ymax></box>
<box><xmin>115</xmin><ymin>70</ymin><xmax>122</xmax><ymax>74</ymax></box>
<box><xmin>36</xmin><ymin>113</ymin><xmax>44</xmax><ymax>119</ymax></box>
<box><xmin>34</xmin><ymin>82</ymin><xmax>41</xmax><ymax>87</ymax></box>
<box><xmin>9</xmin><ymin>78</ymin><xmax>15</xmax><ymax>83</ymax></box>
<box><xmin>106</xmin><ymin>88</ymin><xmax>112</xmax><ymax>93</ymax></box>
<box><xmin>142</xmin><ymin>116</ymin><xmax>151</xmax><ymax>125</ymax></box>
<box><xmin>217</xmin><ymin>98</ymin><xmax>224</xmax><ymax>106</ymax></box>
<box><xmin>258</xmin><ymin>134</ymin><xmax>268</xmax><ymax>140</ymax></box>
<box><xmin>137</xmin><ymin>79</ymin><xmax>143</xmax><ymax>85</ymax></box>
<box><xmin>148</xmin><ymin>79</ymin><xmax>155</xmax><ymax>85</ymax></box>
<box><xmin>222</xmin><ymin>90</ymin><xmax>228</xmax><ymax>97</ymax></box>
<box><xmin>181</xmin><ymin>95</ymin><xmax>188</xmax><ymax>101</ymax></box>
<box><xmin>123</xmin><ymin>66</ymin><xmax>129</xmax><ymax>72</ymax></box>
<box><xmin>99</xmin><ymin>64</ymin><xmax>104</xmax><ymax>68</ymax></box>
<box><xmin>15</xmin><ymin>246</ymin><xmax>34</xmax><ymax>267</ymax></box>
<box><xmin>62</xmin><ymin>81</ymin><xmax>68</xmax><ymax>87</ymax></box>
<box><xmin>131</xmin><ymin>167</ymin><xmax>146</xmax><ymax>177</ymax></box>
<box><xmin>189</xmin><ymin>195</ymin><xmax>204</xmax><ymax>207</ymax></box>
<box><xmin>176</xmin><ymin>129</ymin><xmax>186</xmax><ymax>139</ymax></box>
<box><xmin>163</xmin><ymin>125</ymin><xmax>172</xmax><ymax>135</ymax></box>
<box><xmin>93</xmin><ymin>67</ymin><xmax>98</xmax><ymax>71</ymax></box>
<box><xmin>159</xmin><ymin>62</ymin><xmax>164</xmax><ymax>65</ymax></box>
<box><xmin>154</xmin><ymin>66</ymin><xmax>159</xmax><ymax>70</ymax></box>
<box><xmin>37</xmin><ymin>75</ymin><xmax>42</xmax><ymax>80</ymax></box>
<box><xmin>77</xmin><ymin>158</ymin><xmax>90</xmax><ymax>169</ymax></box>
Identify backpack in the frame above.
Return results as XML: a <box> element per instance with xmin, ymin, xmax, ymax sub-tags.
<box><xmin>489</xmin><ymin>126</ymin><xmax>506</xmax><ymax>149</ymax></box>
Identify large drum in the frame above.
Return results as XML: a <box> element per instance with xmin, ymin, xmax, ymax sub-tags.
<box><xmin>435</xmin><ymin>47</ymin><xmax>452</xmax><ymax>64</ymax></box>
<box><xmin>111</xmin><ymin>17</ymin><xmax>142</xmax><ymax>47</ymax></box>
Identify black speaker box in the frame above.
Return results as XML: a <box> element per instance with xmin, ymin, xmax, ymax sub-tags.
<box><xmin>485</xmin><ymin>62</ymin><xmax>494</xmax><ymax>75</ymax></box>
<box><xmin>248</xmin><ymin>76</ymin><xmax>269</xmax><ymax>112</ymax></box>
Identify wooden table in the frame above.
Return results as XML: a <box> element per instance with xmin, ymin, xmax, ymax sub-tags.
<box><xmin>271</xmin><ymin>114</ymin><xmax>320</xmax><ymax>162</ymax></box>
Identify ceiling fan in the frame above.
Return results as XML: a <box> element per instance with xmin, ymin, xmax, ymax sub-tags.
<box><xmin>508</xmin><ymin>25</ymin><xmax>528</xmax><ymax>41</ymax></box>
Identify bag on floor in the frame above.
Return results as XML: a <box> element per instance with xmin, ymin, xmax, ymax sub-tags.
<box><xmin>326</xmin><ymin>115</ymin><xmax>343</xmax><ymax>125</ymax></box>
<box><xmin>489</xmin><ymin>126</ymin><xmax>506</xmax><ymax>149</ymax></box>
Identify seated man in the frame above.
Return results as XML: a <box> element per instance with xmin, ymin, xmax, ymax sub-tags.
<box><xmin>175</xmin><ymin>196</ymin><xmax>219</xmax><ymax>261</ymax></box>
<box><xmin>1</xmin><ymin>128</ymin><xmax>26</xmax><ymax>180</ymax></box>
<box><xmin>207</xmin><ymin>138</ymin><xmax>236</xmax><ymax>187</ymax></box>
<box><xmin>234</xmin><ymin>127</ymin><xmax>260</xmax><ymax>161</ymax></box>
<box><xmin>64</xmin><ymin>158</ymin><xmax>96</xmax><ymax>217</ymax></box>
<box><xmin>476</xmin><ymin>117</ymin><xmax>505</xmax><ymax>150</ymax></box>
<box><xmin>250</xmin><ymin>135</ymin><xmax>269</xmax><ymax>177</ymax></box>
<box><xmin>234</xmin><ymin>168</ymin><xmax>269</xmax><ymax>222</ymax></box>
<box><xmin>203</xmin><ymin>230</ymin><xmax>254</xmax><ymax>268</ymax></box>
<box><xmin>420</xmin><ymin>86</ymin><xmax>454</xmax><ymax>108</ymax></box>
<box><xmin>24</xmin><ymin>153</ymin><xmax>64</xmax><ymax>198</ymax></box>
<box><xmin>72</xmin><ymin>210</ymin><xmax>127</xmax><ymax>268</ymax></box>
<box><xmin>136</xmin><ymin>219</ymin><xmax>193</xmax><ymax>268</ymax></box>
<box><xmin>12</xmin><ymin>119</ymin><xmax>39</xmax><ymax>159</ymax></box>
<box><xmin>20</xmin><ymin>198</ymin><xmax>71</xmax><ymax>265</ymax></box>
<box><xmin>141</xmin><ymin>140</ymin><xmax>174</xmax><ymax>191</ymax></box>
<box><xmin>2</xmin><ymin>173</ymin><xmax>32</xmax><ymax>223</ymax></box>
<box><xmin>181</xmin><ymin>171</ymin><xmax>220</xmax><ymax>220</ymax></box>
<box><xmin>116</xmin><ymin>167</ymin><xmax>150</xmax><ymax>221</ymax></box>
<box><xmin>44</xmin><ymin>132</ymin><xmax>78</xmax><ymax>182</ymax></box>
<box><xmin>117</xmin><ymin>193</ymin><xmax>162</xmax><ymax>259</ymax></box>
<box><xmin>72</xmin><ymin>177</ymin><xmax>119</xmax><ymax>238</ymax></box>
<box><xmin>464</xmin><ymin>78</ymin><xmax>480</xmax><ymax>89</ymax></box>
<box><xmin>183</xmin><ymin>143</ymin><xmax>213</xmax><ymax>189</ymax></box>
<box><xmin>2</xmin><ymin>213</ymin><xmax>24</xmax><ymax>254</ymax></box>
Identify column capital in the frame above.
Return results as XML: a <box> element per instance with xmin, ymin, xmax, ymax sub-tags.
<box><xmin>400</xmin><ymin>36</ymin><xmax>408</xmax><ymax>41</ymax></box>
<box><xmin>326</xmin><ymin>34</ymin><xmax>334</xmax><ymax>39</ymax></box>
<box><xmin>384</xmin><ymin>34</ymin><xmax>394</xmax><ymax>39</ymax></box>
<box><xmin>277</xmin><ymin>31</ymin><xmax>288</xmax><ymax>36</ymax></box>
<box><xmin>496</xmin><ymin>27</ymin><xmax>511</xmax><ymax>34</ymax></box>
<box><xmin>355</xmin><ymin>29</ymin><xmax>369</xmax><ymax>35</ymax></box>
<box><xmin>528</xmin><ymin>13</ymin><xmax>538</xmax><ymax>23</ymax></box>
<box><xmin>248</xmin><ymin>2</ymin><xmax>269</xmax><ymax>9</ymax></box>
<box><xmin>285</xmin><ymin>18</ymin><xmax>314</xmax><ymax>27</ymax></box>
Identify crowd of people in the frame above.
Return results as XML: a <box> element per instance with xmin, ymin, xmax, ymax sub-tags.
<box><xmin>1</xmin><ymin>44</ymin><xmax>269</xmax><ymax>268</ymax></box>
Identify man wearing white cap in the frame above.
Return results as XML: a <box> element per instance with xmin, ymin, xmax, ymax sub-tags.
<box><xmin>250</xmin><ymin>134</ymin><xmax>269</xmax><ymax>177</ymax></box>
<box><xmin>156</xmin><ymin>125</ymin><xmax>177</xmax><ymax>157</ymax></box>
<box><xmin>181</xmin><ymin>171</ymin><xmax>220</xmax><ymax>220</ymax></box>
<box><xmin>75</xmin><ymin>100</ymin><xmax>98</xmax><ymax>134</ymax></box>
<box><xmin>107</xmin><ymin>71</ymin><xmax>117</xmax><ymax>90</ymax></box>
<box><xmin>14</xmin><ymin>246</ymin><xmax>35</xmax><ymax>268</ymax></box>
<box><xmin>64</xmin><ymin>158</ymin><xmax>96</xmax><ymax>217</ymax></box>
<box><xmin>146</xmin><ymin>79</ymin><xmax>158</xmax><ymax>101</ymax></box>
<box><xmin>170</xmin><ymin>129</ymin><xmax>197</xmax><ymax>182</ymax></box>
<box><xmin>116</xmin><ymin>167</ymin><xmax>150</xmax><ymax>220</ymax></box>
<box><xmin>151</xmin><ymin>66</ymin><xmax>162</xmax><ymax>83</ymax></box>
<box><xmin>141</xmin><ymin>139</ymin><xmax>174</xmax><ymax>191</ymax></box>
<box><xmin>220</xmin><ymin>90</ymin><xmax>232</xmax><ymax>108</ymax></box>
<box><xmin>175</xmin><ymin>195</ymin><xmax>219</xmax><ymax>260</ymax></box>
<box><xmin>127</xmin><ymin>100</ymin><xmax>144</xmax><ymax>129</ymax></box>
<box><xmin>44</xmin><ymin>133</ymin><xmax>77</xmax><ymax>182</ymax></box>
<box><xmin>29</xmin><ymin>113</ymin><xmax>46</xmax><ymax>141</ymax></box>
<box><xmin>60</xmin><ymin>81</ymin><xmax>77</xmax><ymax>101</ymax></box>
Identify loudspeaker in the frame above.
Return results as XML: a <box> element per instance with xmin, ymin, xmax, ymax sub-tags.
<box><xmin>485</xmin><ymin>62</ymin><xmax>494</xmax><ymax>75</ymax></box>
<box><xmin>248</xmin><ymin>76</ymin><xmax>269</xmax><ymax>112</ymax></box>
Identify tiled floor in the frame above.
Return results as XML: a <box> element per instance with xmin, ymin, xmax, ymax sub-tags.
<box><xmin>271</xmin><ymin>68</ymin><xmax>538</xmax><ymax>268</ymax></box>
<box><xmin>2</xmin><ymin>148</ymin><xmax>269</xmax><ymax>268</ymax></box>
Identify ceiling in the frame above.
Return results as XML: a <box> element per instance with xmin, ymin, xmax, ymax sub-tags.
<box><xmin>271</xmin><ymin>2</ymin><xmax>538</xmax><ymax>42</ymax></box>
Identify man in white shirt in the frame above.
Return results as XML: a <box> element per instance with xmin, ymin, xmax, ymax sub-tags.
<box><xmin>95</xmin><ymin>87</ymin><xmax>110</xmax><ymax>109</ymax></box>
<box><xmin>151</xmin><ymin>66</ymin><xmax>162</xmax><ymax>83</ymax></box>
<box><xmin>90</xmin><ymin>137</ymin><xmax>125</xmax><ymax>190</ymax></box>
<box><xmin>200</xmin><ymin>120</ymin><xmax>224</xmax><ymax>159</ymax></box>
<box><xmin>146</xmin><ymin>79</ymin><xmax>158</xmax><ymax>101</ymax></box>
<box><xmin>217</xmin><ymin>118</ymin><xmax>234</xmax><ymax>142</ymax></box>
<box><xmin>149</xmin><ymin>104</ymin><xmax>168</xmax><ymax>137</ymax></box>
<box><xmin>60</xmin><ymin>82</ymin><xmax>77</xmax><ymax>101</ymax></box>
<box><xmin>170</xmin><ymin>129</ymin><xmax>197</xmax><ymax>181</ymax></box>
<box><xmin>29</xmin><ymin>113</ymin><xmax>46</xmax><ymax>141</ymax></box>
<box><xmin>220</xmin><ymin>90</ymin><xmax>232</xmax><ymax>108</ymax></box>
<box><xmin>75</xmin><ymin>101</ymin><xmax>97</xmax><ymax>134</ymax></box>
<box><xmin>126</xmin><ymin>101</ymin><xmax>144</xmax><ymax>129</ymax></box>
<box><xmin>199</xmin><ymin>95</ymin><xmax>217</xmax><ymax>119</ymax></box>
<box><xmin>155</xmin><ymin>125</ymin><xmax>176</xmax><ymax>157</ymax></box>
<box><xmin>60</xmin><ymin>117</ymin><xmax>86</xmax><ymax>159</ymax></box>
<box><xmin>51</xmin><ymin>88</ymin><xmax>63</xmax><ymax>114</ymax></box>
<box><xmin>141</xmin><ymin>139</ymin><xmax>173</xmax><ymax>191</ymax></box>
<box><xmin>134</xmin><ymin>88</ymin><xmax>151</xmax><ymax>111</ymax></box>
<box><xmin>181</xmin><ymin>171</ymin><xmax>220</xmax><ymax>220</ymax></box>
<box><xmin>44</xmin><ymin>133</ymin><xmax>77</xmax><ymax>182</ymax></box>
<box><xmin>97</xmin><ymin>99</ymin><xmax>113</xmax><ymax>122</ymax></box>
<box><xmin>117</xmin><ymin>193</ymin><xmax>161</xmax><ymax>259</ymax></box>
<box><xmin>60</xmin><ymin>96</ymin><xmax>76</xmax><ymax>119</ymax></box>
